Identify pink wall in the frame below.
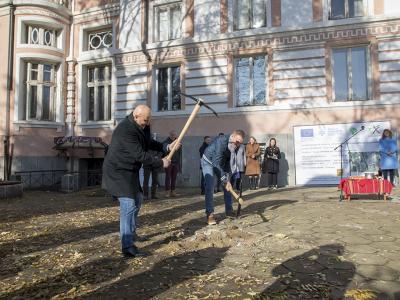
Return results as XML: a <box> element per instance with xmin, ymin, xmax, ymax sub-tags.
<box><xmin>74</xmin><ymin>0</ymin><xmax>118</xmax><ymax>12</ymax></box>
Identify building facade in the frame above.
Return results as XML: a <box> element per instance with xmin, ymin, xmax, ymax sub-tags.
<box><xmin>0</xmin><ymin>0</ymin><xmax>399</xmax><ymax>187</ymax></box>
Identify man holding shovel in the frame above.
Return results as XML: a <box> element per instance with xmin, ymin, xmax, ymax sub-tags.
<box><xmin>201</xmin><ymin>130</ymin><xmax>246</xmax><ymax>225</ymax></box>
<box><xmin>102</xmin><ymin>105</ymin><xmax>180</xmax><ymax>258</ymax></box>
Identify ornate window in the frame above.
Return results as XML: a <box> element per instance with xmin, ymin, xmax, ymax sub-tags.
<box><xmin>24</xmin><ymin>62</ymin><xmax>57</xmax><ymax>121</ymax></box>
<box><xmin>332</xmin><ymin>46</ymin><xmax>370</xmax><ymax>101</ymax></box>
<box><xmin>156</xmin><ymin>66</ymin><xmax>181</xmax><ymax>111</ymax></box>
<box><xmin>88</xmin><ymin>30</ymin><xmax>113</xmax><ymax>50</ymax></box>
<box><xmin>86</xmin><ymin>65</ymin><xmax>112</xmax><ymax>121</ymax></box>
<box><xmin>234</xmin><ymin>56</ymin><xmax>267</xmax><ymax>106</ymax></box>
<box><xmin>154</xmin><ymin>2</ymin><xmax>182</xmax><ymax>42</ymax></box>
<box><xmin>25</xmin><ymin>25</ymin><xmax>57</xmax><ymax>47</ymax></box>
<box><xmin>234</xmin><ymin>0</ymin><xmax>266</xmax><ymax>31</ymax></box>
<box><xmin>330</xmin><ymin>0</ymin><xmax>364</xmax><ymax>19</ymax></box>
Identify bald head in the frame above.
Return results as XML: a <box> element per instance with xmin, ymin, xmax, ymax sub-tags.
<box><xmin>133</xmin><ymin>105</ymin><xmax>151</xmax><ymax>128</ymax></box>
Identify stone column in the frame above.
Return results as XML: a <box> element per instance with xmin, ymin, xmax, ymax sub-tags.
<box><xmin>66</xmin><ymin>59</ymin><xmax>76</xmax><ymax>137</ymax></box>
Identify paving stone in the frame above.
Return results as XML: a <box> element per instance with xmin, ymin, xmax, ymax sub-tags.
<box><xmin>357</xmin><ymin>280</ymin><xmax>400</xmax><ymax>299</ymax></box>
<box><xmin>339</xmin><ymin>235</ymin><xmax>372</xmax><ymax>245</ymax></box>
<box><xmin>349</xmin><ymin>253</ymin><xmax>389</xmax><ymax>265</ymax></box>
<box><xmin>283</xmin><ymin>257</ymin><xmax>325</xmax><ymax>274</ymax></box>
<box><xmin>346</xmin><ymin>244</ymin><xmax>379</xmax><ymax>254</ymax></box>
<box><xmin>370</xmin><ymin>241</ymin><xmax>400</xmax><ymax>251</ymax></box>
<box><xmin>364</xmin><ymin>234</ymin><xmax>396</xmax><ymax>242</ymax></box>
<box><xmin>356</xmin><ymin>265</ymin><xmax>400</xmax><ymax>281</ymax></box>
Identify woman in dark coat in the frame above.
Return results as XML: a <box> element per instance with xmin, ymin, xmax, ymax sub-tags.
<box><xmin>263</xmin><ymin>138</ymin><xmax>281</xmax><ymax>189</ymax></box>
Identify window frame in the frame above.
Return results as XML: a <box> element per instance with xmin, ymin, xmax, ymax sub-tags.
<box><xmin>331</xmin><ymin>44</ymin><xmax>371</xmax><ymax>102</ymax></box>
<box><xmin>154</xmin><ymin>1</ymin><xmax>182</xmax><ymax>42</ymax></box>
<box><xmin>233</xmin><ymin>0</ymin><xmax>267</xmax><ymax>31</ymax></box>
<box><xmin>329</xmin><ymin>0</ymin><xmax>366</xmax><ymax>20</ymax></box>
<box><xmin>155</xmin><ymin>65</ymin><xmax>183</xmax><ymax>112</ymax></box>
<box><xmin>24</xmin><ymin>61</ymin><xmax>58</xmax><ymax>121</ymax></box>
<box><xmin>233</xmin><ymin>54</ymin><xmax>268</xmax><ymax>107</ymax></box>
<box><xmin>86</xmin><ymin>65</ymin><xmax>112</xmax><ymax>122</ymax></box>
<box><xmin>87</xmin><ymin>28</ymin><xmax>113</xmax><ymax>51</ymax></box>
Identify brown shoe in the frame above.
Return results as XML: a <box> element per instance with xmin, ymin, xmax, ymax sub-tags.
<box><xmin>170</xmin><ymin>190</ymin><xmax>178</xmax><ymax>197</ymax></box>
<box><xmin>207</xmin><ymin>214</ymin><xmax>217</xmax><ymax>225</ymax></box>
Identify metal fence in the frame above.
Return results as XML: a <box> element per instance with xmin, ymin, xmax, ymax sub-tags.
<box><xmin>13</xmin><ymin>169</ymin><xmax>103</xmax><ymax>190</ymax></box>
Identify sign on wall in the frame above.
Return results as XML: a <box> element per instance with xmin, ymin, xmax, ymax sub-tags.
<box><xmin>293</xmin><ymin>121</ymin><xmax>391</xmax><ymax>185</ymax></box>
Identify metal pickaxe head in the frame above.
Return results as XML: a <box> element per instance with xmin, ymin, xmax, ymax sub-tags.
<box><xmin>179</xmin><ymin>92</ymin><xmax>219</xmax><ymax>117</ymax></box>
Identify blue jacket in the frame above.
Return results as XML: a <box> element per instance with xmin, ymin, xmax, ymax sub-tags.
<box><xmin>379</xmin><ymin>138</ymin><xmax>398</xmax><ymax>170</ymax></box>
<box><xmin>203</xmin><ymin>135</ymin><xmax>231</xmax><ymax>183</ymax></box>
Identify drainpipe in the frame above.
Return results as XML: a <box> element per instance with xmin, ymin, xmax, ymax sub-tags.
<box><xmin>141</xmin><ymin>0</ymin><xmax>151</xmax><ymax>62</ymax></box>
<box><xmin>4</xmin><ymin>4</ymin><xmax>15</xmax><ymax>181</ymax></box>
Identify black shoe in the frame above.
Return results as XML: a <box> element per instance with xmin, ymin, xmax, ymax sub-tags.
<box><xmin>122</xmin><ymin>245</ymin><xmax>148</xmax><ymax>258</ymax></box>
<box><xmin>151</xmin><ymin>195</ymin><xmax>159</xmax><ymax>200</ymax></box>
<box><xmin>133</xmin><ymin>233</ymin><xmax>149</xmax><ymax>242</ymax></box>
<box><xmin>225</xmin><ymin>210</ymin><xmax>236</xmax><ymax>219</ymax></box>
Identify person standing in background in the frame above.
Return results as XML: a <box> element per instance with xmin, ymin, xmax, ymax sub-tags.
<box><xmin>245</xmin><ymin>137</ymin><xmax>261</xmax><ymax>190</ymax></box>
<box><xmin>379</xmin><ymin>129</ymin><xmax>398</xmax><ymax>186</ymax></box>
<box><xmin>214</xmin><ymin>132</ymin><xmax>226</xmax><ymax>193</ymax></box>
<box><xmin>143</xmin><ymin>149</ymin><xmax>163</xmax><ymax>200</ymax></box>
<box><xmin>230</xmin><ymin>143</ymin><xmax>246</xmax><ymax>192</ymax></box>
<box><xmin>199</xmin><ymin>136</ymin><xmax>212</xmax><ymax>195</ymax></box>
<box><xmin>263</xmin><ymin>138</ymin><xmax>281</xmax><ymax>190</ymax></box>
<box><xmin>163</xmin><ymin>130</ymin><xmax>182</xmax><ymax>197</ymax></box>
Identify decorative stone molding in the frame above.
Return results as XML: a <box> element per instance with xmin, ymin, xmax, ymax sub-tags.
<box><xmin>115</xmin><ymin>21</ymin><xmax>400</xmax><ymax>67</ymax></box>
<box><xmin>14</xmin><ymin>8</ymin><xmax>70</xmax><ymax>24</ymax></box>
<box><xmin>72</xmin><ymin>3</ymin><xmax>119</xmax><ymax>24</ymax></box>
<box><xmin>13</xmin><ymin>0</ymin><xmax>71</xmax><ymax>18</ymax></box>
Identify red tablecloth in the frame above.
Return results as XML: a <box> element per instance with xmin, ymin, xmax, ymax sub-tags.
<box><xmin>338</xmin><ymin>178</ymin><xmax>393</xmax><ymax>199</ymax></box>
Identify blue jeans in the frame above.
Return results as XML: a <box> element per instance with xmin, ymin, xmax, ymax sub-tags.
<box><xmin>201</xmin><ymin>159</ymin><xmax>233</xmax><ymax>215</ymax></box>
<box><xmin>117</xmin><ymin>194</ymin><xmax>142</xmax><ymax>250</ymax></box>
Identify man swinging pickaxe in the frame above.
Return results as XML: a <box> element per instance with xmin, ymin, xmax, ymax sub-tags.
<box><xmin>166</xmin><ymin>93</ymin><xmax>245</xmax><ymax>224</ymax></box>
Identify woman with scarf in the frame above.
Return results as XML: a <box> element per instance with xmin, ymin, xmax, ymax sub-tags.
<box><xmin>230</xmin><ymin>144</ymin><xmax>246</xmax><ymax>192</ymax></box>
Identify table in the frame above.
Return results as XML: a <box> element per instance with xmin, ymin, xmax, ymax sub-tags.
<box><xmin>338</xmin><ymin>177</ymin><xmax>393</xmax><ymax>202</ymax></box>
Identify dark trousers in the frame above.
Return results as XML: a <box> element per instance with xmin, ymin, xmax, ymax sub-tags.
<box><xmin>268</xmin><ymin>173</ymin><xmax>278</xmax><ymax>187</ymax></box>
<box><xmin>165</xmin><ymin>164</ymin><xmax>179</xmax><ymax>191</ymax></box>
<box><xmin>230</xmin><ymin>172</ymin><xmax>242</xmax><ymax>191</ymax></box>
<box><xmin>214</xmin><ymin>174</ymin><xmax>222</xmax><ymax>192</ymax></box>
<box><xmin>200</xmin><ymin>169</ymin><xmax>205</xmax><ymax>193</ymax></box>
<box><xmin>143</xmin><ymin>168</ymin><xmax>158</xmax><ymax>189</ymax></box>
<box><xmin>382</xmin><ymin>169</ymin><xmax>395</xmax><ymax>185</ymax></box>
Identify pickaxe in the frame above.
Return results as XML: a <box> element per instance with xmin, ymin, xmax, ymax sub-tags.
<box><xmin>166</xmin><ymin>93</ymin><xmax>245</xmax><ymax>212</ymax></box>
<box><xmin>166</xmin><ymin>92</ymin><xmax>218</xmax><ymax>160</ymax></box>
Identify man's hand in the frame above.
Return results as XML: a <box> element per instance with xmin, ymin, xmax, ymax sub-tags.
<box><xmin>168</xmin><ymin>139</ymin><xmax>182</xmax><ymax>152</ymax></box>
<box><xmin>225</xmin><ymin>181</ymin><xmax>233</xmax><ymax>192</ymax></box>
<box><xmin>162</xmin><ymin>158</ymin><xmax>171</xmax><ymax>168</ymax></box>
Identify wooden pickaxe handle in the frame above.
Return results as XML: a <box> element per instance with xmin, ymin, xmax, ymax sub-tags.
<box><xmin>166</xmin><ymin>102</ymin><xmax>202</xmax><ymax>161</ymax></box>
<box><xmin>225</xmin><ymin>184</ymin><xmax>245</xmax><ymax>205</ymax></box>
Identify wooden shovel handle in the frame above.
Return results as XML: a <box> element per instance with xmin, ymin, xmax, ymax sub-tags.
<box><xmin>225</xmin><ymin>184</ymin><xmax>245</xmax><ymax>205</ymax></box>
<box><xmin>166</xmin><ymin>103</ymin><xmax>202</xmax><ymax>160</ymax></box>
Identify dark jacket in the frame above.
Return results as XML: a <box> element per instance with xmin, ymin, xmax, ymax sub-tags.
<box><xmin>199</xmin><ymin>142</ymin><xmax>209</xmax><ymax>158</ymax></box>
<box><xmin>162</xmin><ymin>137</ymin><xmax>182</xmax><ymax>165</ymax></box>
<box><xmin>102</xmin><ymin>114</ymin><xmax>165</xmax><ymax>198</ymax></box>
<box><xmin>203</xmin><ymin>135</ymin><xmax>231</xmax><ymax>182</ymax></box>
<box><xmin>262</xmin><ymin>146</ymin><xmax>281</xmax><ymax>174</ymax></box>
